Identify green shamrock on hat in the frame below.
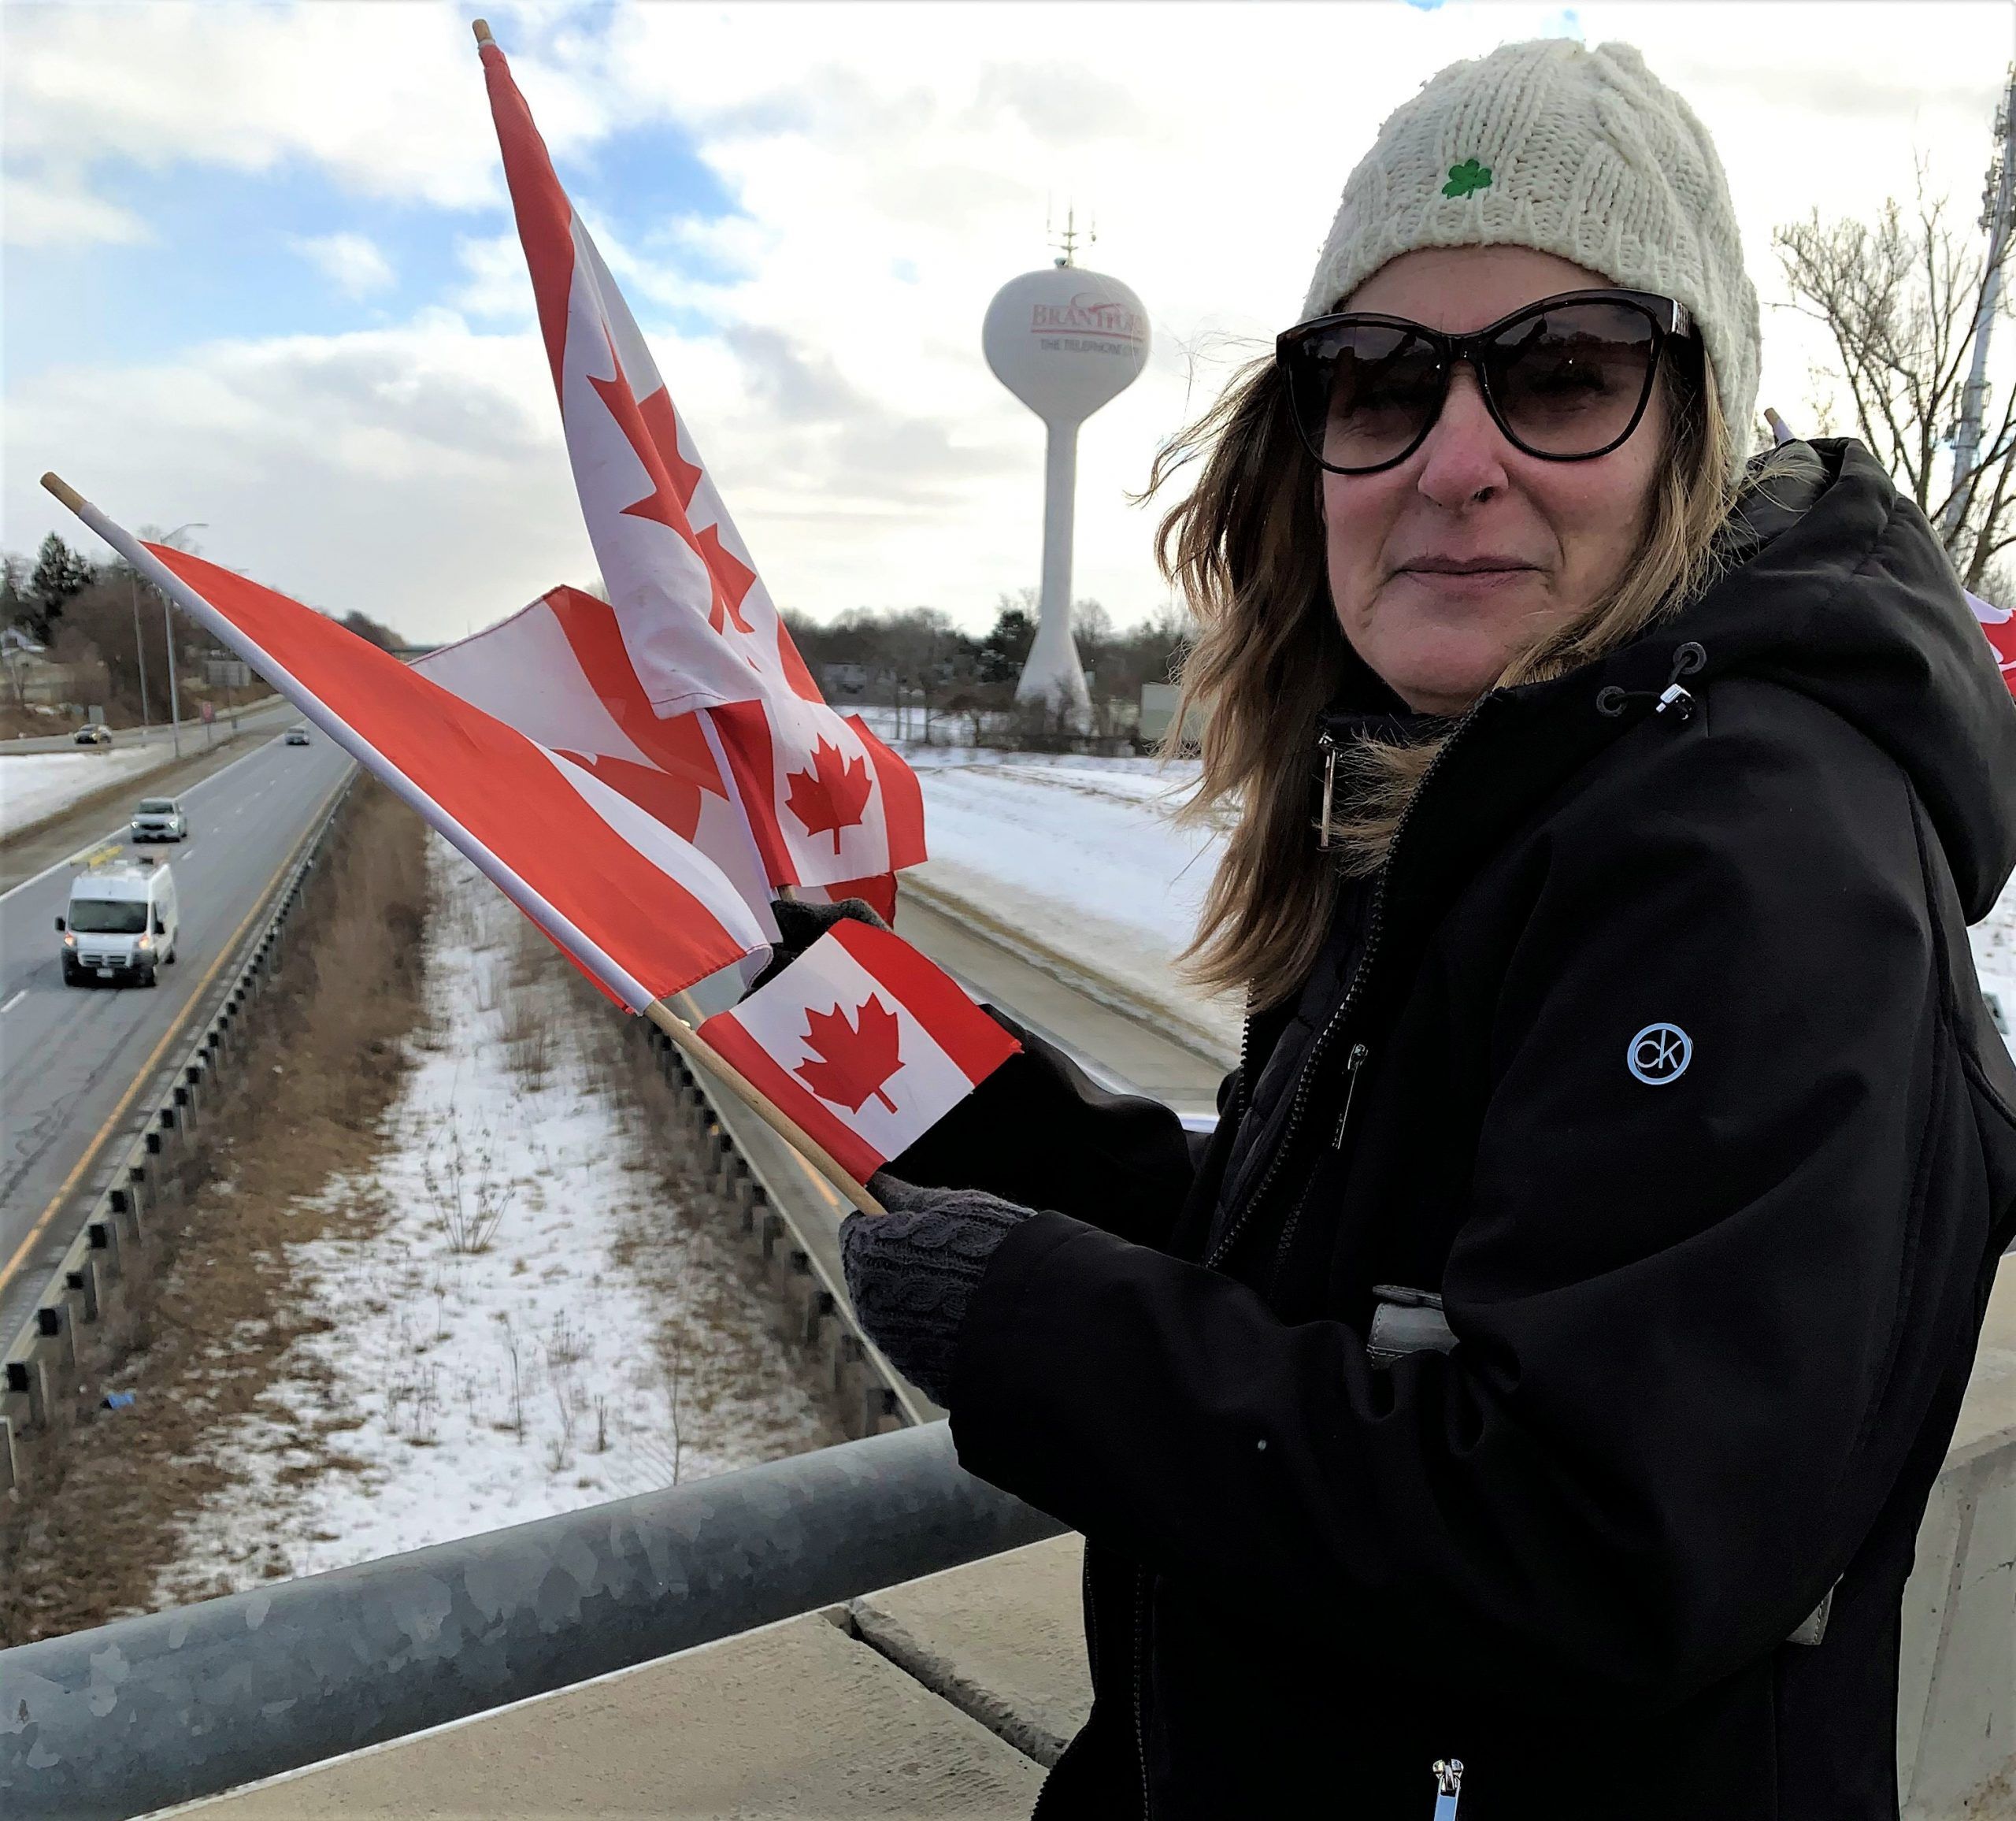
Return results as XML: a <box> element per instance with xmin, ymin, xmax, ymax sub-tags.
<box><xmin>1443</xmin><ymin>158</ymin><xmax>1493</xmax><ymax>199</ymax></box>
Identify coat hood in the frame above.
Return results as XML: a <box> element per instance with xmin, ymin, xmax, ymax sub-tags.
<box><xmin>1671</xmin><ymin>439</ymin><xmax>2016</xmax><ymax>922</ymax></box>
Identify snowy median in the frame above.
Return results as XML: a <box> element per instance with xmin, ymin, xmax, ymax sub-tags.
<box><xmin>0</xmin><ymin>744</ymin><xmax>183</xmax><ymax>841</ymax></box>
<box><xmin>147</xmin><ymin>839</ymin><xmax>842</xmax><ymax>1597</ymax></box>
<box><xmin>901</xmin><ymin>750</ymin><xmax>1240</xmax><ymax>1062</ymax></box>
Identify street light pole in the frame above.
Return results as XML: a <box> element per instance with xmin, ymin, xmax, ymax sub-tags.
<box><xmin>129</xmin><ymin>573</ymin><xmax>152</xmax><ymax>735</ymax></box>
<box><xmin>158</xmin><ymin>521</ymin><xmax>206</xmax><ymax>757</ymax></box>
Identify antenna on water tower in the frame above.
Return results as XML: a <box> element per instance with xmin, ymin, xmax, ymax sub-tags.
<box><xmin>984</xmin><ymin>213</ymin><xmax>1147</xmax><ymax>729</ymax></box>
<box><xmin>1047</xmin><ymin>201</ymin><xmax>1094</xmax><ymax>267</ymax></box>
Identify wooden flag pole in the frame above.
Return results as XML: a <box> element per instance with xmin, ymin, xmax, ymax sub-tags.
<box><xmin>644</xmin><ymin>1000</ymin><xmax>885</xmax><ymax>1215</ymax></box>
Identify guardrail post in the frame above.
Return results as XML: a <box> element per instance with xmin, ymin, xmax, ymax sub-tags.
<box><xmin>0</xmin><ymin>1411</ymin><xmax>17</xmax><ymax>1493</ymax></box>
<box><xmin>88</xmin><ymin>1218</ymin><xmax>120</xmax><ymax>1281</ymax></box>
<box><xmin>35</xmin><ymin>1304</ymin><xmax>75</xmax><ymax>1374</ymax></box>
<box><xmin>64</xmin><ymin>1262</ymin><xmax>99</xmax><ymax>1326</ymax></box>
<box><xmin>6</xmin><ymin>1358</ymin><xmax>49</xmax><ymax>1430</ymax></box>
<box><xmin>120</xmin><ymin>1164</ymin><xmax>147</xmax><ymax>1235</ymax></box>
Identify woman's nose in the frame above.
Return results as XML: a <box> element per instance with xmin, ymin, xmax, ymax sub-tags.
<box><xmin>1414</xmin><ymin>366</ymin><xmax>1512</xmax><ymax>508</ymax></box>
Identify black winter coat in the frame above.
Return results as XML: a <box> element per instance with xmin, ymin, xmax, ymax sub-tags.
<box><xmin>892</xmin><ymin>442</ymin><xmax>2016</xmax><ymax>1819</ymax></box>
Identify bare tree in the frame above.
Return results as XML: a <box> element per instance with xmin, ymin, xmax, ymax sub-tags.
<box><xmin>1775</xmin><ymin>167</ymin><xmax>2016</xmax><ymax>592</ymax></box>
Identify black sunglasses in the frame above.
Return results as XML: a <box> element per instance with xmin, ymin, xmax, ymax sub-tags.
<box><xmin>1276</xmin><ymin>288</ymin><xmax>1695</xmax><ymax>475</ymax></box>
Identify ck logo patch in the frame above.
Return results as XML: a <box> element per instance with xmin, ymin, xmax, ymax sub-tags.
<box><xmin>1628</xmin><ymin>1023</ymin><xmax>1692</xmax><ymax>1085</ymax></box>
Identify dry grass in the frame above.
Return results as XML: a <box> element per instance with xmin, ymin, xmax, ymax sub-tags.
<box><xmin>572</xmin><ymin>964</ymin><xmax>849</xmax><ymax>1475</ymax></box>
<box><xmin>0</xmin><ymin>778</ymin><xmax>429</xmax><ymax>1644</ymax></box>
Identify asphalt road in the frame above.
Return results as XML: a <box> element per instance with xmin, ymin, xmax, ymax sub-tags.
<box><xmin>0</xmin><ymin>729</ymin><xmax>351</xmax><ymax>1344</ymax></box>
<box><xmin>1</xmin><ymin>698</ymin><xmax>287</xmax><ymax>755</ymax></box>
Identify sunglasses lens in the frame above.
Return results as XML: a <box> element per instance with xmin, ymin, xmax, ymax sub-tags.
<box><xmin>1292</xmin><ymin>324</ymin><xmax>1444</xmax><ymax>472</ymax></box>
<box><xmin>1485</xmin><ymin>301</ymin><xmax>1658</xmax><ymax>457</ymax></box>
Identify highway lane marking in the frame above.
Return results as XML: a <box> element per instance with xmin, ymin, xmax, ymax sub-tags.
<box><xmin>0</xmin><ymin>728</ymin><xmax>315</xmax><ymax>907</ymax></box>
<box><xmin>0</xmin><ymin>990</ymin><xmax>24</xmax><ymax>1016</ymax></box>
<box><xmin>0</xmin><ymin>772</ymin><xmax>350</xmax><ymax>1303</ymax></box>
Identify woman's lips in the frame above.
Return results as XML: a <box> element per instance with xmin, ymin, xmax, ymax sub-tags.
<box><xmin>1393</xmin><ymin>561</ymin><xmax>1540</xmax><ymax>594</ymax></box>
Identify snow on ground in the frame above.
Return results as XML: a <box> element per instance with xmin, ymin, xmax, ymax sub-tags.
<box><xmin>898</xmin><ymin>747</ymin><xmax>1240</xmax><ymax>1058</ymax></box>
<box><xmin>153</xmin><ymin>839</ymin><xmax>839</xmax><ymax>1597</ymax></box>
<box><xmin>1969</xmin><ymin>872</ymin><xmax>2016</xmax><ymax>1055</ymax></box>
<box><xmin>0</xmin><ymin>745</ymin><xmax>178</xmax><ymax>838</ymax></box>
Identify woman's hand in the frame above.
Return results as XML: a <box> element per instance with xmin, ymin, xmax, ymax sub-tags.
<box><xmin>749</xmin><ymin>896</ymin><xmax>888</xmax><ymax>992</ymax></box>
<box><xmin>840</xmin><ymin>1174</ymin><xmax>1038</xmax><ymax>1407</ymax></box>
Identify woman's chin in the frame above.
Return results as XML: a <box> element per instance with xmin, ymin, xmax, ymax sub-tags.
<box><xmin>1369</xmin><ymin>646</ymin><xmax>1509</xmax><ymax>717</ymax></box>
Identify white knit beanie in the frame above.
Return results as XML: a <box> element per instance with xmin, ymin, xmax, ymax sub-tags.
<box><xmin>1300</xmin><ymin>39</ymin><xmax>1760</xmax><ymax>481</ymax></box>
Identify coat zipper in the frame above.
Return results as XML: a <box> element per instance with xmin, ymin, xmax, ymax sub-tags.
<box><xmin>1432</xmin><ymin>1758</ymin><xmax>1466</xmax><ymax>1819</ymax></box>
<box><xmin>1132</xmin><ymin>712</ymin><xmax>1477</xmax><ymax>1812</ymax></box>
<box><xmin>1317</xmin><ymin>729</ymin><xmax>1340</xmax><ymax>850</ymax></box>
<box><xmin>1131</xmin><ymin>1565</ymin><xmax>1153</xmax><ymax>1819</ymax></box>
<box><xmin>1332</xmin><ymin>1041</ymin><xmax>1370</xmax><ymax>1149</ymax></box>
<box><xmin>1232</xmin><ymin>999</ymin><xmax>1256</xmax><ymax>1120</ymax></box>
<box><xmin>1267</xmin><ymin>1040</ymin><xmax>1370</xmax><ymax>1297</ymax></box>
<box><xmin>1205</xmin><ymin>707</ymin><xmax>1480</xmax><ymax>1274</ymax></box>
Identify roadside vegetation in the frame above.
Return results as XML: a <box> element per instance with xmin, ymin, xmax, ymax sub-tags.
<box><xmin>0</xmin><ymin>777</ymin><xmax>428</xmax><ymax>1644</ymax></box>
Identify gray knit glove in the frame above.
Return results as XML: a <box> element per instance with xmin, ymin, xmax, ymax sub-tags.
<box><xmin>840</xmin><ymin>1174</ymin><xmax>1036</xmax><ymax>1407</ymax></box>
<box><xmin>750</xmin><ymin>896</ymin><xmax>888</xmax><ymax>992</ymax></box>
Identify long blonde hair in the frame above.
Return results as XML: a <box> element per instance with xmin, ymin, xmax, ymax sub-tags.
<box><xmin>1150</xmin><ymin>340</ymin><xmax>1736</xmax><ymax>1011</ymax></box>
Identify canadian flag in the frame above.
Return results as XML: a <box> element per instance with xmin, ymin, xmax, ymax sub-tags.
<box><xmin>56</xmin><ymin>491</ymin><xmax>769</xmax><ymax>1013</ymax></box>
<box><xmin>697</xmin><ymin>922</ymin><xmax>1022</xmax><ymax>1186</ymax></box>
<box><xmin>475</xmin><ymin>30</ymin><xmax>926</xmax><ymax>899</ymax></box>
<box><xmin>1966</xmin><ymin>590</ymin><xmax>2016</xmax><ymax>699</ymax></box>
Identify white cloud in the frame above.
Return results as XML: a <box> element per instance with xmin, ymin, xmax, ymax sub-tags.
<box><xmin>5</xmin><ymin>317</ymin><xmax>588</xmax><ymax>641</ymax></box>
<box><xmin>288</xmin><ymin>231</ymin><xmax>395</xmax><ymax>299</ymax></box>
<box><xmin>3</xmin><ymin>171</ymin><xmax>150</xmax><ymax>248</ymax></box>
<box><xmin>6</xmin><ymin>1</ymin><xmax>2014</xmax><ymax>638</ymax></box>
<box><xmin>3</xmin><ymin>1</ymin><xmax>575</xmax><ymax>211</ymax></box>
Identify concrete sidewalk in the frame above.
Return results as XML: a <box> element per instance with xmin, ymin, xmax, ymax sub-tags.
<box><xmin>161</xmin><ymin>1535</ymin><xmax>1090</xmax><ymax>1819</ymax></box>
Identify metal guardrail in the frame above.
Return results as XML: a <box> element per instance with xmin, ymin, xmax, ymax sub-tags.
<box><xmin>642</xmin><ymin>999</ymin><xmax>935</xmax><ymax>1435</ymax></box>
<box><xmin>0</xmin><ymin>774</ymin><xmax>355</xmax><ymax>1493</ymax></box>
<box><xmin>0</xmin><ymin>1421</ymin><xmax>1062</xmax><ymax>1821</ymax></box>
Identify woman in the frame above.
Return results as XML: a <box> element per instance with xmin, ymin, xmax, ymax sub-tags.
<box><xmin>827</xmin><ymin>39</ymin><xmax>2016</xmax><ymax>1819</ymax></box>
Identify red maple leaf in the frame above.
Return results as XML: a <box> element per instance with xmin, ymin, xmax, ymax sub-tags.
<box><xmin>635</xmin><ymin>388</ymin><xmax>704</xmax><ymax>514</ymax></box>
<box><xmin>694</xmin><ymin>522</ymin><xmax>758</xmax><ymax>636</ymax></box>
<box><xmin>795</xmin><ymin>996</ymin><xmax>902</xmax><ymax>1114</ymax></box>
<box><xmin>784</xmin><ymin>738</ymin><xmax>873</xmax><ymax>853</ymax></box>
<box><xmin>588</xmin><ymin>350</ymin><xmax>692</xmax><ymax>541</ymax></box>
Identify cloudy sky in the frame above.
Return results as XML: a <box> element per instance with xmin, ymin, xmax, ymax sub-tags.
<box><xmin>4</xmin><ymin>1</ymin><xmax>2012</xmax><ymax>643</ymax></box>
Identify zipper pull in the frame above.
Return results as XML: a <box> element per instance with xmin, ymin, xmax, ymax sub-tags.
<box><xmin>1432</xmin><ymin>1758</ymin><xmax>1464</xmax><ymax>1820</ymax></box>
<box><xmin>1331</xmin><ymin>1043</ymin><xmax>1369</xmax><ymax>1149</ymax></box>
<box><xmin>1317</xmin><ymin>731</ymin><xmax>1338</xmax><ymax>851</ymax></box>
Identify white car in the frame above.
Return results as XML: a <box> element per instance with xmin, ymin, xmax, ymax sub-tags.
<box><xmin>284</xmin><ymin>725</ymin><xmax>312</xmax><ymax>747</ymax></box>
<box><xmin>129</xmin><ymin>796</ymin><xmax>188</xmax><ymax>842</ymax></box>
<box><xmin>59</xmin><ymin>858</ymin><xmax>179</xmax><ymax>988</ymax></box>
<box><xmin>72</xmin><ymin>724</ymin><xmax>113</xmax><ymax>747</ymax></box>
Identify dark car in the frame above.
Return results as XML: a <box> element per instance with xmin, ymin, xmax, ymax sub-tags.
<box><xmin>72</xmin><ymin>725</ymin><xmax>112</xmax><ymax>747</ymax></box>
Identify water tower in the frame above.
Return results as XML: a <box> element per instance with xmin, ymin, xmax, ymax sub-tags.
<box><xmin>983</xmin><ymin>218</ymin><xmax>1148</xmax><ymax>725</ymax></box>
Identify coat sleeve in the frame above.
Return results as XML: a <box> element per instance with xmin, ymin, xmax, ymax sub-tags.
<box><xmin>948</xmin><ymin>693</ymin><xmax>1997</xmax><ymax>1705</ymax></box>
<box><xmin>884</xmin><ymin>1009</ymin><xmax>1207</xmax><ymax>1251</ymax></box>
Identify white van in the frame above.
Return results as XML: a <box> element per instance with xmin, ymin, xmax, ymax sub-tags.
<box><xmin>58</xmin><ymin>859</ymin><xmax>180</xmax><ymax>988</ymax></box>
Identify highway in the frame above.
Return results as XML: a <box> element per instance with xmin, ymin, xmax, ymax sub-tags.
<box><xmin>0</xmin><ymin>729</ymin><xmax>351</xmax><ymax>1344</ymax></box>
<box><xmin>1</xmin><ymin>698</ymin><xmax>285</xmax><ymax>755</ymax></box>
